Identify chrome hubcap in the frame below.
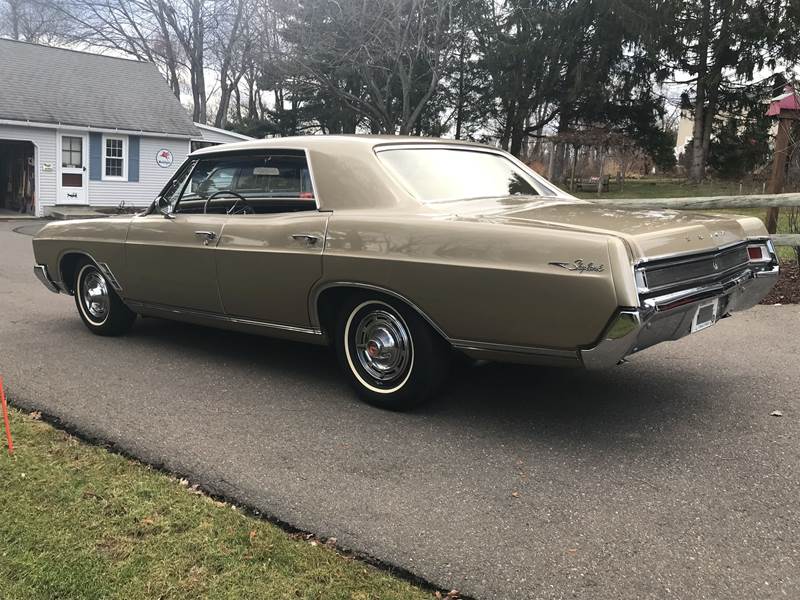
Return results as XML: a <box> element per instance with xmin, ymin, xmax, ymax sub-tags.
<box><xmin>81</xmin><ymin>270</ymin><xmax>109</xmax><ymax>322</ymax></box>
<box><xmin>354</xmin><ymin>309</ymin><xmax>411</xmax><ymax>383</ymax></box>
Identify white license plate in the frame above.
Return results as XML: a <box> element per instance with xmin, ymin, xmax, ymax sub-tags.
<box><xmin>691</xmin><ymin>299</ymin><xmax>719</xmax><ymax>333</ymax></box>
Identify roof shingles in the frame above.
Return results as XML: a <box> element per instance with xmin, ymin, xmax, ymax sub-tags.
<box><xmin>0</xmin><ymin>39</ymin><xmax>199</xmax><ymax>137</ymax></box>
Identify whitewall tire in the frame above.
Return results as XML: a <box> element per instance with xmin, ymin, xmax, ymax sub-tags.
<box><xmin>335</xmin><ymin>294</ymin><xmax>450</xmax><ymax>410</ymax></box>
<box><xmin>73</xmin><ymin>259</ymin><xmax>136</xmax><ymax>336</ymax></box>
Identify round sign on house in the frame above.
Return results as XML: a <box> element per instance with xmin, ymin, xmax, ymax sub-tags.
<box><xmin>156</xmin><ymin>149</ymin><xmax>174</xmax><ymax>168</ymax></box>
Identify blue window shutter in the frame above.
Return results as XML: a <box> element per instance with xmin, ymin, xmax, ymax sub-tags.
<box><xmin>89</xmin><ymin>133</ymin><xmax>102</xmax><ymax>181</ymax></box>
<box><xmin>128</xmin><ymin>136</ymin><xmax>140</xmax><ymax>182</ymax></box>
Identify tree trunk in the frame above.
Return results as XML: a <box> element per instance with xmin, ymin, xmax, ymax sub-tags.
<box><xmin>154</xmin><ymin>2</ymin><xmax>181</xmax><ymax>99</ymax></box>
<box><xmin>9</xmin><ymin>0</ymin><xmax>20</xmax><ymax>40</ymax></box>
<box><xmin>215</xmin><ymin>84</ymin><xmax>231</xmax><ymax>128</ymax></box>
<box><xmin>689</xmin><ymin>0</ymin><xmax>711</xmax><ymax>183</ymax></box>
<box><xmin>509</xmin><ymin>110</ymin><xmax>527</xmax><ymax>158</ymax></box>
<box><xmin>689</xmin><ymin>91</ymin><xmax>707</xmax><ymax>183</ymax></box>
<box><xmin>569</xmin><ymin>145</ymin><xmax>579</xmax><ymax>192</ymax></box>
<box><xmin>766</xmin><ymin>114</ymin><xmax>797</xmax><ymax>233</ymax></box>
<box><xmin>596</xmin><ymin>147</ymin><xmax>606</xmax><ymax>195</ymax></box>
<box><xmin>191</xmin><ymin>59</ymin><xmax>207</xmax><ymax>123</ymax></box>
<box><xmin>454</xmin><ymin>33</ymin><xmax>466</xmax><ymax>140</ymax></box>
<box><xmin>547</xmin><ymin>140</ymin><xmax>556</xmax><ymax>181</ymax></box>
<box><xmin>499</xmin><ymin>100</ymin><xmax>515</xmax><ymax>151</ymax></box>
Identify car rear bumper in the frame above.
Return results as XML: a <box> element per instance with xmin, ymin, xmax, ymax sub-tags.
<box><xmin>580</xmin><ymin>264</ymin><xmax>779</xmax><ymax>369</ymax></box>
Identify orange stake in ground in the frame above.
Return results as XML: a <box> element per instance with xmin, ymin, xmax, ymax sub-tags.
<box><xmin>0</xmin><ymin>376</ymin><xmax>13</xmax><ymax>455</ymax></box>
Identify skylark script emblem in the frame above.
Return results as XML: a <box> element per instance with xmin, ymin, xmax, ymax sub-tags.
<box><xmin>549</xmin><ymin>260</ymin><xmax>605</xmax><ymax>273</ymax></box>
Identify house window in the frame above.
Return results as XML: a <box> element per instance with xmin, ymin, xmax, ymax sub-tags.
<box><xmin>62</xmin><ymin>136</ymin><xmax>83</xmax><ymax>168</ymax></box>
<box><xmin>103</xmin><ymin>136</ymin><xmax>127</xmax><ymax>179</ymax></box>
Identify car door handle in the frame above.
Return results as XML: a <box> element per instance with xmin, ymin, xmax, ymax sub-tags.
<box><xmin>291</xmin><ymin>233</ymin><xmax>320</xmax><ymax>245</ymax></box>
<box><xmin>194</xmin><ymin>230</ymin><xmax>217</xmax><ymax>244</ymax></box>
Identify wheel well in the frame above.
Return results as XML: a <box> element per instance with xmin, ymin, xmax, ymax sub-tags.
<box><xmin>59</xmin><ymin>253</ymin><xmax>91</xmax><ymax>294</ymax></box>
<box><xmin>316</xmin><ymin>286</ymin><xmax>357</xmax><ymax>337</ymax></box>
<box><xmin>314</xmin><ymin>285</ymin><xmax>450</xmax><ymax>344</ymax></box>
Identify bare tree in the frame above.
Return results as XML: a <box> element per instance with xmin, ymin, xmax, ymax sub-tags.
<box><xmin>161</xmin><ymin>0</ymin><xmax>211</xmax><ymax>122</ymax></box>
<box><xmin>54</xmin><ymin>0</ymin><xmax>183</xmax><ymax>98</ymax></box>
<box><xmin>1</xmin><ymin>0</ymin><xmax>70</xmax><ymax>43</ymax></box>
<box><xmin>210</xmin><ymin>0</ymin><xmax>253</xmax><ymax>127</ymax></box>
<box><xmin>283</xmin><ymin>0</ymin><xmax>455</xmax><ymax>134</ymax></box>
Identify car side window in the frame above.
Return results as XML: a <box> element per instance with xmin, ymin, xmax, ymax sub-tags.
<box><xmin>155</xmin><ymin>160</ymin><xmax>196</xmax><ymax>213</ymax></box>
<box><xmin>173</xmin><ymin>151</ymin><xmax>317</xmax><ymax>215</ymax></box>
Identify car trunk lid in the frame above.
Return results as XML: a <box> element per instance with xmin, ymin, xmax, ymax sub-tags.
<box><xmin>439</xmin><ymin>197</ymin><xmax>749</xmax><ymax>261</ymax></box>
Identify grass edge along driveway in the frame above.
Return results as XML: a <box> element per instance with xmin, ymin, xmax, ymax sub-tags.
<box><xmin>0</xmin><ymin>408</ymin><xmax>437</xmax><ymax>600</ymax></box>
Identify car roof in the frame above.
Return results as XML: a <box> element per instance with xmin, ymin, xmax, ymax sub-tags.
<box><xmin>189</xmin><ymin>134</ymin><xmax>490</xmax><ymax>157</ymax></box>
<box><xmin>186</xmin><ymin>135</ymin><xmax>559</xmax><ymax>212</ymax></box>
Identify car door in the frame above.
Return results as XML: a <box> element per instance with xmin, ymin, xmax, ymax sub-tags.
<box><xmin>213</xmin><ymin>151</ymin><xmax>329</xmax><ymax>328</ymax></box>
<box><xmin>124</xmin><ymin>158</ymin><xmax>229</xmax><ymax>313</ymax></box>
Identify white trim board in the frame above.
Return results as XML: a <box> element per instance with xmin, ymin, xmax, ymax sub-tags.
<box><xmin>0</xmin><ymin>118</ymin><xmax>195</xmax><ymax>140</ymax></box>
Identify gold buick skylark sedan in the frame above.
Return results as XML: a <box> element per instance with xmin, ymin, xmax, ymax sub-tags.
<box><xmin>33</xmin><ymin>136</ymin><xmax>779</xmax><ymax>410</ymax></box>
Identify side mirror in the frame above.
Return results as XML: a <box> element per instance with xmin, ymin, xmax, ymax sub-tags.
<box><xmin>154</xmin><ymin>197</ymin><xmax>175</xmax><ymax>219</ymax></box>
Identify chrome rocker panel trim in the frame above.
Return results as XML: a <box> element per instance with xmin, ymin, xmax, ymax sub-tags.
<box><xmin>126</xmin><ymin>300</ymin><xmax>325</xmax><ymax>342</ymax></box>
<box><xmin>581</xmin><ymin>263</ymin><xmax>780</xmax><ymax>369</ymax></box>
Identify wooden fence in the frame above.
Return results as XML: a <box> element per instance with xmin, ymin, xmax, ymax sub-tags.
<box><xmin>592</xmin><ymin>193</ymin><xmax>800</xmax><ymax>247</ymax></box>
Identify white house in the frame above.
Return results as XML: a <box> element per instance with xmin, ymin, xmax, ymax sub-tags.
<box><xmin>0</xmin><ymin>39</ymin><xmax>250</xmax><ymax>217</ymax></box>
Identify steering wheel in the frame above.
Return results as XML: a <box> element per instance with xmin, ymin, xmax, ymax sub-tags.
<box><xmin>203</xmin><ymin>190</ymin><xmax>254</xmax><ymax>215</ymax></box>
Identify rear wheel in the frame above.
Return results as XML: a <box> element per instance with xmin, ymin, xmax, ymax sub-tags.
<box><xmin>73</xmin><ymin>259</ymin><xmax>136</xmax><ymax>336</ymax></box>
<box><xmin>334</xmin><ymin>294</ymin><xmax>450</xmax><ymax>410</ymax></box>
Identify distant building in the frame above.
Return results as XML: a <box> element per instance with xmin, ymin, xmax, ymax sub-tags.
<box><xmin>0</xmin><ymin>39</ymin><xmax>250</xmax><ymax>216</ymax></box>
<box><xmin>674</xmin><ymin>109</ymin><xmax>694</xmax><ymax>159</ymax></box>
<box><xmin>192</xmin><ymin>122</ymin><xmax>252</xmax><ymax>152</ymax></box>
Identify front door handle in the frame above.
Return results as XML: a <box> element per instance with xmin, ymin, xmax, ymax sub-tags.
<box><xmin>291</xmin><ymin>233</ymin><xmax>321</xmax><ymax>246</ymax></box>
<box><xmin>194</xmin><ymin>230</ymin><xmax>217</xmax><ymax>245</ymax></box>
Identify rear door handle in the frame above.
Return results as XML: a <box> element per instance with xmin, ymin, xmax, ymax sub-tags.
<box><xmin>194</xmin><ymin>230</ymin><xmax>217</xmax><ymax>245</ymax></box>
<box><xmin>291</xmin><ymin>233</ymin><xmax>321</xmax><ymax>245</ymax></box>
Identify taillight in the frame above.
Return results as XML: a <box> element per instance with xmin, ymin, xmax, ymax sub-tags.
<box><xmin>747</xmin><ymin>244</ymin><xmax>771</xmax><ymax>262</ymax></box>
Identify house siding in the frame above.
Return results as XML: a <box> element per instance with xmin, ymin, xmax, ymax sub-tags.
<box><xmin>87</xmin><ymin>135</ymin><xmax>190</xmax><ymax>209</ymax></box>
<box><xmin>0</xmin><ymin>124</ymin><xmax>57</xmax><ymax>216</ymax></box>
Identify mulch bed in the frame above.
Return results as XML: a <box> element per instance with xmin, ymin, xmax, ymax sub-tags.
<box><xmin>760</xmin><ymin>260</ymin><xmax>800</xmax><ymax>305</ymax></box>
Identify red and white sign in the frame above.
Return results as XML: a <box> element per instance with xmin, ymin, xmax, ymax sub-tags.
<box><xmin>156</xmin><ymin>148</ymin><xmax>174</xmax><ymax>168</ymax></box>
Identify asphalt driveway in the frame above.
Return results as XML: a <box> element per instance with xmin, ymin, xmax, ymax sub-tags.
<box><xmin>2</xmin><ymin>221</ymin><xmax>798</xmax><ymax>599</ymax></box>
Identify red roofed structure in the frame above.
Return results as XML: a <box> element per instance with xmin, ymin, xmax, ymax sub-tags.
<box><xmin>766</xmin><ymin>85</ymin><xmax>800</xmax><ymax>117</ymax></box>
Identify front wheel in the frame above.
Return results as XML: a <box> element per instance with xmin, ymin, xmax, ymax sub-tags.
<box><xmin>73</xmin><ymin>259</ymin><xmax>136</xmax><ymax>336</ymax></box>
<box><xmin>334</xmin><ymin>295</ymin><xmax>450</xmax><ymax>410</ymax></box>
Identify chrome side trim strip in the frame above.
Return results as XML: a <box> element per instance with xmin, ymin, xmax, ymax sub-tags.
<box><xmin>97</xmin><ymin>262</ymin><xmax>123</xmax><ymax>292</ymax></box>
<box><xmin>33</xmin><ymin>264</ymin><xmax>60</xmax><ymax>293</ymax></box>
<box><xmin>450</xmin><ymin>339</ymin><xmax>577</xmax><ymax>358</ymax></box>
<box><xmin>126</xmin><ymin>300</ymin><xmax>323</xmax><ymax>336</ymax></box>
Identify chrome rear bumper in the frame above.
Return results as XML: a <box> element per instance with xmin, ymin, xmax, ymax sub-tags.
<box><xmin>33</xmin><ymin>264</ymin><xmax>61</xmax><ymax>294</ymax></box>
<box><xmin>580</xmin><ymin>264</ymin><xmax>779</xmax><ymax>369</ymax></box>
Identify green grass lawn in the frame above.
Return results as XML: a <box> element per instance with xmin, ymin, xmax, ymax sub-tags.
<box><xmin>0</xmin><ymin>409</ymin><xmax>431</xmax><ymax>600</ymax></box>
<box><xmin>571</xmin><ymin>178</ymin><xmax>769</xmax><ymax>200</ymax></box>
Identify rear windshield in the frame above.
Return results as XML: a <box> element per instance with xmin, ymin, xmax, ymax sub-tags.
<box><xmin>377</xmin><ymin>147</ymin><xmax>556</xmax><ymax>203</ymax></box>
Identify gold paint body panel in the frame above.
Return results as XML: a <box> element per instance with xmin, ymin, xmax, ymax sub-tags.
<box><xmin>31</xmin><ymin>135</ymin><xmax>774</xmax><ymax>365</ymax></box>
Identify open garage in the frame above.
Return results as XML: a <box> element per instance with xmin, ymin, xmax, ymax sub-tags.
<box><xmin>0</xmin><ymin>139</ymin><xmax>35</xmax><ymax>216</ymax></box>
